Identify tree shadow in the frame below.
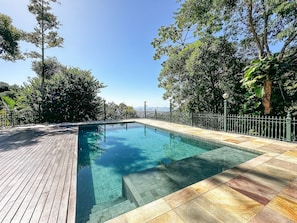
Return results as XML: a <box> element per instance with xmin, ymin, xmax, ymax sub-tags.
<box><xmin>76</xmin><ymin>126</ymin><xmax>152</xmax><ymax>222</ymax></box>
<box><xmin>0</xmin><ymin>125</ymin><xmax>77</xmax><ymax>151</ymax></box>
<box><xmin>0</xmin><ymin>128</ymin><xmax>46</xmax><ymax>151</ymax></box>
<box><xmin>163</xmin><ymin>146</ymin><xmax>259</xmax><ymax>188</ymax></box>
<box><xmin>123</xmin><ymin>146</ymin><xmax>260</xmax><ymax>205</ymax></box>
<box><xmin>94</xmin><ymin>136</ymin><xmax>153</xmax><ymax>176</ymax></box>
<box><xmin>78</xmin><ymin>123</ymin><xmax>156</xmax><ymax>176</ymax></box>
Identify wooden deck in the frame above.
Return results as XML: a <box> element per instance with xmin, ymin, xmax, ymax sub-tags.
<box><xmin>0</xmin><ymin>125</ymin><xmax>77</xmax><ymax>223</ymax></box>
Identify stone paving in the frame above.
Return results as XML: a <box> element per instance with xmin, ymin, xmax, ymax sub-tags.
<box><xmin>106</xmin><ymin>119</ymin><xmax>297</xmax><ymax>223</ymax></box>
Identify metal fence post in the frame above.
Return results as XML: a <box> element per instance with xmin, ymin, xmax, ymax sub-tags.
<box><xmin>169</xmin><ymin>101</ymin><xmax>172</xmax><ymax>122</ymax></box>
<box><xmin>103</xmin><ymin>100</ymin><xmax>106</xmax><ymax>121</ymax></box>
<box><xmin>144</xmin><ymin>101</ymin><xmax>147</xmax><ymax>118</ymax></box>
<box><xmin>224</xmin><ymin>99</ymin><xmax>227</xmax><ymax>132</ymax></box>
<box><xmin>10</xmin><ymin>110</ymin><xmax>15</xmax><ymax>127</ymax></box>
<box><xmin>286</xmin><ymin>112</ymin><xmax>291</xmax><ymax>142</ymax></box>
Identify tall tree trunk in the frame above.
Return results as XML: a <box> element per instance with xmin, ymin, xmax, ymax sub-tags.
<box><xmin>263</xmin><ymin>80</ymin><xmax>272</xmax><ymax>115</ymax></box>
<box><xmin>40</xmin><ymin>0</ymin><xmax>45</xmax><ymax>122</ymax></box>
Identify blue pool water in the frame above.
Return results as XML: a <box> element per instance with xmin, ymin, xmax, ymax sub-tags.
<box><xmin>76</xmin><ymin>122</ymin><xmax>259</xmax><ymax>223</ymax></box>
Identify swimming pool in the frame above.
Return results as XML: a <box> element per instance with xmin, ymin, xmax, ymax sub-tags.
<box><xmin>76</xmin><ymin>122</ymin><xmax>259</xmax><ymax>223</ymax></box>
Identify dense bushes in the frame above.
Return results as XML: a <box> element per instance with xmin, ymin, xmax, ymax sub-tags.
<box><xmin>23</xmin><ymin>67</ymin><xmax>105</xmax><ymax>123</ymax></box>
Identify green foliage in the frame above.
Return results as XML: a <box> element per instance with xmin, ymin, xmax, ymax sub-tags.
<box><xmin>105</xmin><ymin>102</ymin><xmax>137</xmax><ymax>120</ymax></box>
<box><xmin>159</xmin><ymin>36</ymin><xmax>246</xmax><ymax>113</ymax></box>
<box><xmin>0</xmin><ymin>82</ymin><xmax>10</xmax><ymax>93</ymax></box>
<box><xmin>242</xmin><ymin>58</ymin><xmax>271</xmax><ymax>99</ymax></box>
<box><xmin>32</xmin><ymin>57</ymin><xmax>63</xmax><ymax>79</ymax></box>
<box><xmin>26</xmin><ymin>0</ymin><xmax>63</xmax><ymax>56</ymax></box>
<box><xmin>0</xmin><ymin>82</ymin><xmax>33</xmax><ymax>126</ymax></box>
<box><xmin>1</xmin><ymin>95</ymin><xmax>16</xmax><ymax>110</ymax></box>
<box><xmin>0</xmin><ymin>13</ymin><xmax>23</xmax><ymax>61</ymax></box>
<box><xmin>151</xmin><ymin>24</ymin><xmax>187</xmax><ymax>60</ymax></box>
<box><xmin>23</xmin><ymin>67</ymin><xmax>105</xmax><ymax>123</ymax></box>
<box><xmin>175</xmin><ymin>0</ymin><xmax>297</xmax><ymax>59</ymax></box>
<box><xmin>242</xmin><ymin>51</ymin><xmax>297</xmax><ymax>115</ymax></box>
<box><xmin>25</xmin><ymin>0</ymin><xmax>64</xmax><ymax>111</ymax></box>
<box><xmin>0</xmin><ymin>83</ymin><xmax>28</xmax><ymax>111</ymax></box>
<box><xmin>22</xmin><ymin>77</ymin><xmax>42</xmax><ymax>119</ymax></box>
<box><xmin>152</xmin><ymin>0</ymin><xmax>297</xmax><ymax>116</ymax></box>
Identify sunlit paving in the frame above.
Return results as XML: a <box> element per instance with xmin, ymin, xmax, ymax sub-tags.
<box><xmin>1</xmin><ymin>0</ymin><xmax>296</xmax><ymax>222</ymax></box>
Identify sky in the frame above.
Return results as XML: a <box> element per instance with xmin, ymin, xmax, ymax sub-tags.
<box><xmin>0</xmin><ymin>0</ymin><xmax>180</xmax><ymax>108</ymax></box>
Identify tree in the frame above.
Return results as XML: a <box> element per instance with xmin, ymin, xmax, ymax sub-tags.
<box><xmin>1</xmin><ymin>95</ymin><xmax>16</xmax><ymax>110</ymax></box>
<box><xmin>118</xmin><ymin>103</ymin><xmax>137</xmax><ymax>118</ymax></box>
<box><xmin>105</xmin><ymin>102</ymin><xmax>137</xmax><ymax>120</ymax></box>
<box><xmin>152</xmin><ymin>0</ymin><xmax>297</xmax><ymax>115</ymax></box>
<box><xmin>242</xmin><ymin>50</ymin><xmax>297</xmax><ymax>115</ymax></box>
<box><xmin>0</xmin><ymin>13</ymin><xmax>22</xmax><ymax>61</ymax></box>
<box><xmin>173</xmin><ymin>0</ymin><xmax>297</xmax><ymax>115</ymax></box>
<box><xmin>105</xmin><ymin>102</ymin><xmax>121</xmax><ymax>120</ymax></box>
<box><xmin>23</xmin><ymin>67</ymin><xmax>105</xmax><ymax>122</ymax></box>
<box><xmin>0</xmin><ymin>82</ymin><xmax>10</xmax><ymax>93</ymax></box>
<box><xmin>0</xmin><ymin>83</ymin><xmax>29</xmax><ymax>113</ymax></box>
<box><xmin>32</xmin><ymin>56</ymin><xmax>63</xmax><ymax>80</ymax></box>
<box><xmin>159</xmin><ymin>36</ymin><xmax>246</xmax><ymax>113</ymax></box>
<box><xmin>25</xmin><ymin>0</ymin><xmax>64</xmax><ymax>115</ymax></box>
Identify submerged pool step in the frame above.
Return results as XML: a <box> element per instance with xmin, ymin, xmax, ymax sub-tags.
<box><xmin>122</xmin><ymin>146</ymin><xmax>259</xmax><ymax>206</ymax></box>
<box><xmin>90</xmin><ymin>197</ymin><xmax>126</xmax><ymax>214</ymax></box>
<box><xmin>123</xmin><ymin>167</ymin><xmax>181</xmax><ymax>206</ymax></box>
<box><xmin>87</xmin><ymin>199</ymin><xmax>137</xmax><ymax>223</ymax></box>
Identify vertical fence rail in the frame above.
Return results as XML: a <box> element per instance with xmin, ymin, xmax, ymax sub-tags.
<box><xmin>148</xmin><ymin>110</ymin><xmax>296</xmax><ymax>143</ymax></box>
<box><xmin>291</xmin><ymin>116</ymin><xmax>296</xmax><ymax>142</ymax></box>
<box><xmin>286</xmin><ymin>113</ymin><xmax>291</xmax><ymax>142</ymax></box>
<box><xmin>225</xmin><ymin>113</ymin><xmax>292</xmax><ymax>141</ymax></box>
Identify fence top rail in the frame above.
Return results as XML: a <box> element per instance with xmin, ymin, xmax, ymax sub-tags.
<box><xmin>226</xmin><ymin>114</ymin><xmax>287</xmax><ymax>120</ymax></box>
<box><xmin>193</xmin><ymin>113</ymin><xmax>224</xmax><ymax>117</ymax></box>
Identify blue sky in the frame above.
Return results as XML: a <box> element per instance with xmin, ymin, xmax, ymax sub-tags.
<box><xmin>0</xmin><ymin>0</ymin><xmax>180</xmax><ymax>108</ymax></box>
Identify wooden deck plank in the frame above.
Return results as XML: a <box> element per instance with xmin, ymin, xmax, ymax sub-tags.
<box><xmin>23</xmin><ymin>139</ymin><xmax>61</xmax><ymax>222</ymax></box>
<box><xmin>1</xmin><ymin>141</ymin><xmax>57</xmax><ymax>222</ymax></box>
<box><xmin>67</xmin><ymin>133</ymin><xmax>78</xmax><ymax>223</ymax></box>
<box><xmin>58</xmin><ymin>134</ymin><xmax>76</xmax><ymax>223</ymax></box>
<box><xmin>0</xmin><ymin>144</ymin><xmax>46</xmax><ymax>218</ymax></box>
<box><xmin>19</xmin><ymin>160</ymin><xmax>56</xmax><ymax>223</ymax></box>
<box><xmin>38</xmin><ymin>152</ymin><xmax>65</xmax><ymax>222</ymax></box>
<box><xmin>0</xmin><ymin>126</ymin><xmax>78</xmax><ymax>223</ymax></box>
<box><xmin>48</xmin><ymin>137</ymin><xmax>71</xmax><ymax>223</ymax></box>
<box><xmin>0</xmin><ymin>143</ymin><xmax>44</xmax><ymax>196</ymax></box>
<box><xmin>30</xmin><ymin>142</ymin><xmax>63</xmax><ymax>223</ymax></box>
<box><xmin>39</xmin><ymin>129</ymin><xmax>76</xmax><ymax>223</ymax></box>
<box><xmin>0</xmin><ymin>138</ymin><xmax>49</xmax><ymax>182</ymax></box>
<box><xmin>4</xmin><ymin>155</ymin><xmax>53</xmax><ymax>222</ymax></box>
<box><xmin>0</xmin><ymin>147</ymin><xmax>30</xmax><ymax>181</ymax></box>
<box><xmin>0</xmin><ymin>137</ymin><xmax>50</xmax><ymax>190</ymax></box>
<box><xmin>10</xmin><ymin>143</ymin><xmax>58</xmax><ymax>223</ymax></box>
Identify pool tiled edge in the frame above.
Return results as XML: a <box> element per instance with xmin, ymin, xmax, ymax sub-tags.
<box><xmin>104</xmin><ymin>119</ymin><xmax>297</xmax><ymax>223</ymax></box>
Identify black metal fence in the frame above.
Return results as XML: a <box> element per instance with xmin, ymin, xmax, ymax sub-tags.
<box><xmin>146</xmin><ymin>111</ymin><xmax>297</xmax><ymax>143</ymax></box>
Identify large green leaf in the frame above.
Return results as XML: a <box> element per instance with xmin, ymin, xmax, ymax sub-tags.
<box><xmin>1</xmin><ymin>95</ymin><xmax>16</xmax><ymax>110</ymax></box>
<box><xmin>254</xmin><ymin>86</ymin><xmax>265</xmax><ymax>98</ymax></box>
